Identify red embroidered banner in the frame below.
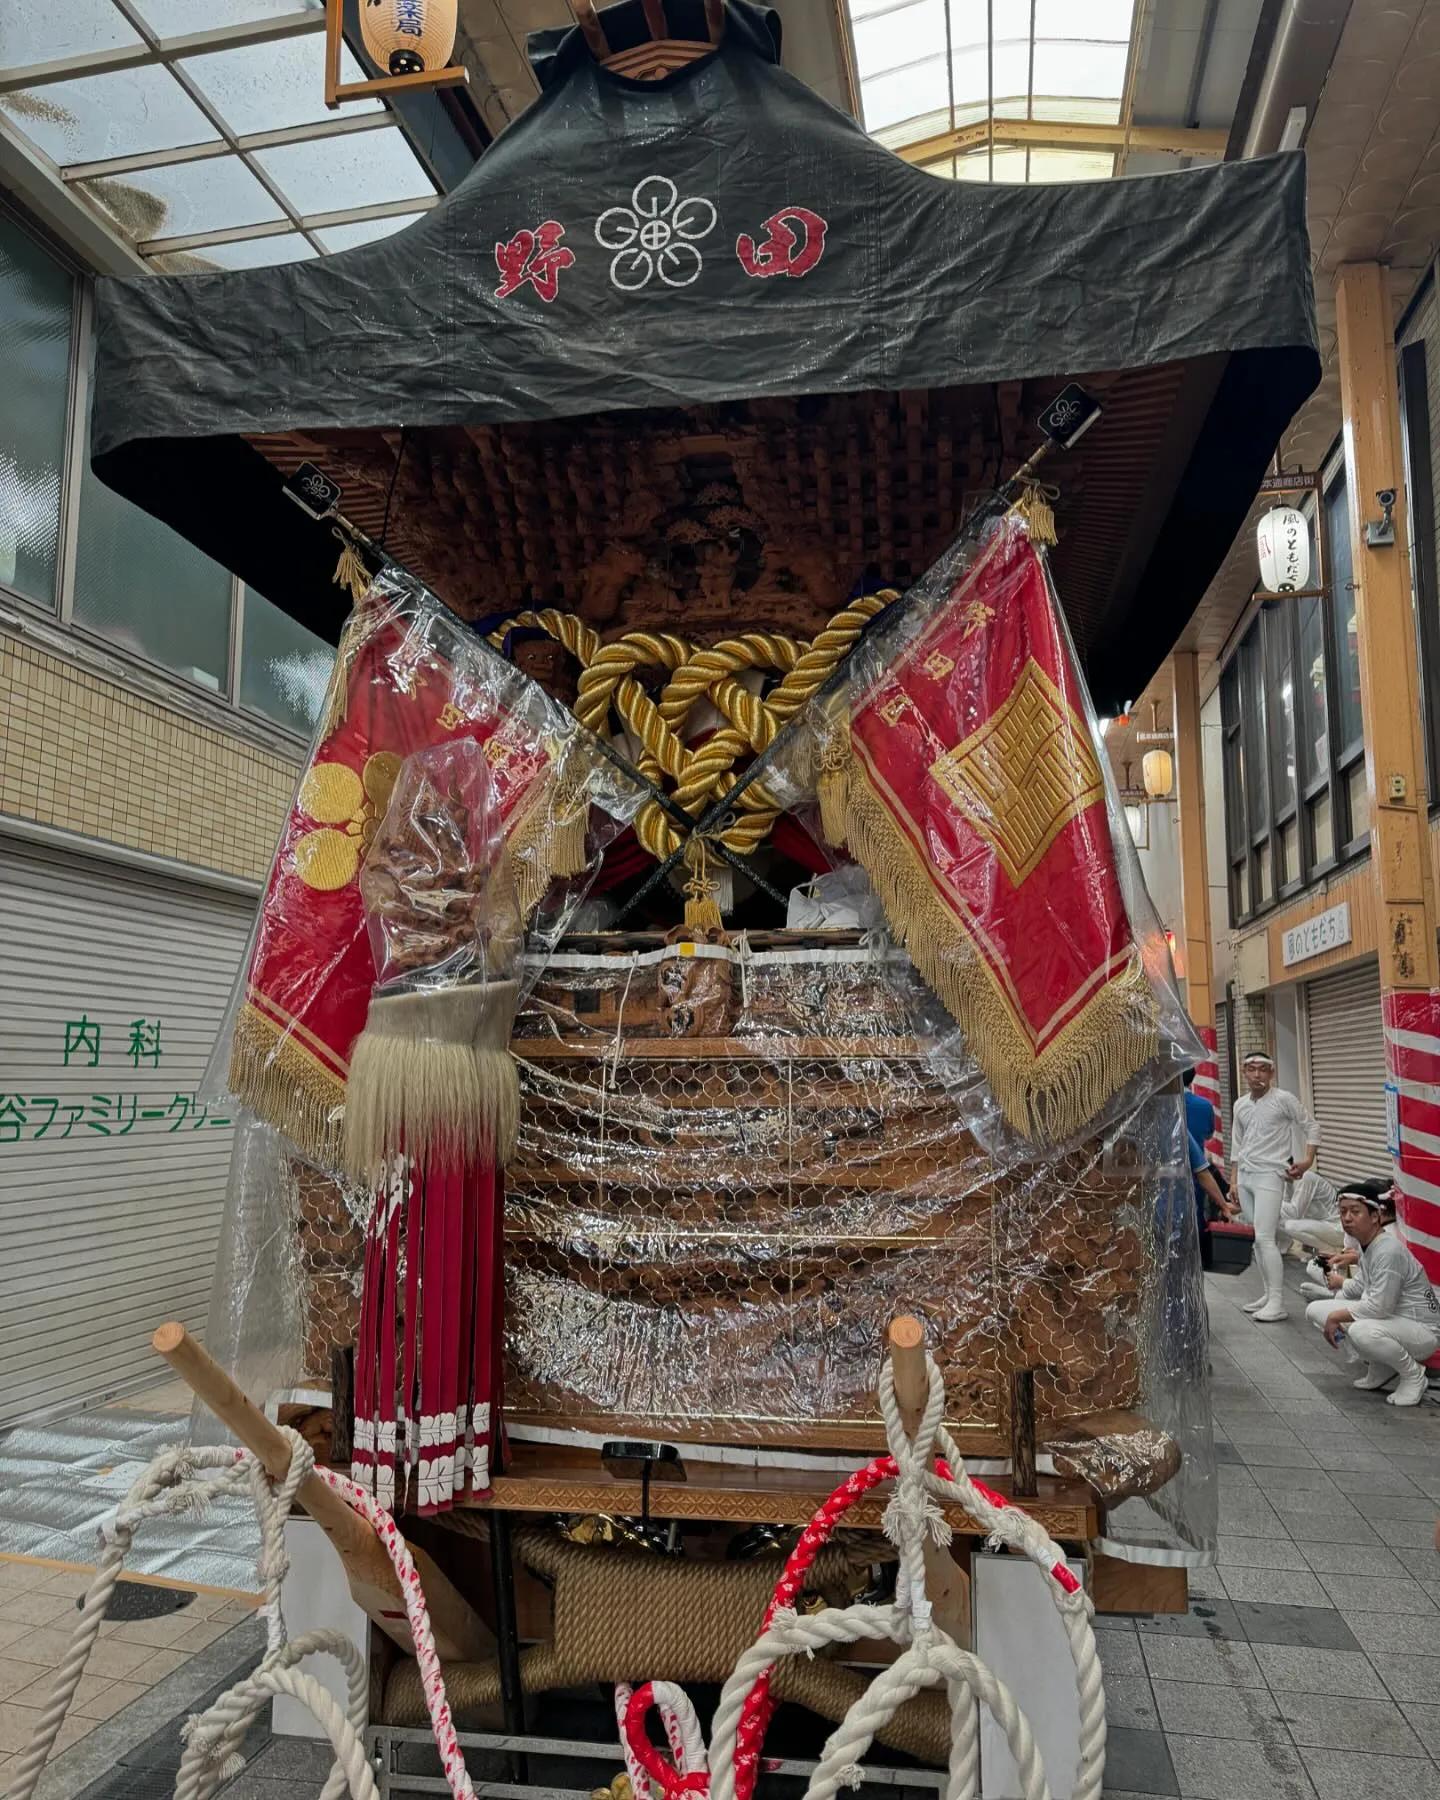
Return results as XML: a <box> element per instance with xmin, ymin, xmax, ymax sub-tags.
<box><xmin>820</xmin><ymin>512</ymin><xmax>1155</xmax><ymax>1140</ymax></box>
<box><xmin>230</xmin><ymin>601</ymin><xmax>555</xmax><ymax>1167</ymax></box>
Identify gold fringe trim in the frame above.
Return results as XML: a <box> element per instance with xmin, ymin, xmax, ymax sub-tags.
<box><xmin>832</xmin><ymin>761</ymin><xmax>1157</xmax><ymax>1143</ymax></box>
<box><xmin>332</xmin><ymin>530</ymin><xmax>373</xmax><ymax>606</ymax></box>
<box><xmin>315</xmin><ymin>598</ymin><xmax>384</xmax><ymax>744</ymax></box>
<box><xmin>229</xmin><ymin>1000</ymin><xmax>347</xmax><ymax>1168</ymax></box>
<box><xmin>343</xmin><ymin>982</ymin><xmax>520</xmax><ymax>1182</ymax></box>
<box><xmin>817</xmin><ymin>714</ymin><xmax>853</xmax><ymax>851</ymax></box>
<box><xmin>1014</xmin><ymin>483</ymin><xmax>1059</xmax><ymax>547</ymax></box>
<box><xmin>504</xmin><ymin>766</ymin><xmax>590</xmax><ymax>917</ymax></box>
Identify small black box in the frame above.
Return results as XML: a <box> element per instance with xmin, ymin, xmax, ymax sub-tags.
<box><xmin>1204</xmin><ymin>1220</ymin><xmax>1255</xmax><ymax>1275</ymax></box>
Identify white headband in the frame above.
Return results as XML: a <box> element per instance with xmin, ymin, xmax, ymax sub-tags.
<box><xmin>1243</xmin><ymin>1054</ymin><xmax>1275</xmax><ymax>1067</ymax></box>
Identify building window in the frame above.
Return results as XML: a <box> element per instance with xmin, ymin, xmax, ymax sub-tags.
<box><xmin>240</xmin><ymin>589</ymin><xmax>332</xmax><ymax>739</ymax></box>
<box><xmin>0</xmin><ymin>211</ymin><xmax>74</xmax><ymax>611</ymax></box>
<box><xmin>1220</xmin><ymin>465</ymin><xmax>1367</xmax><ymax>926</ymax></box>
<box><xmin>0</xmin><ymin>203</ymin><xmax>332</xmax><ymax>741</ymax></box>
<box><xmin>72</xmin><ymin>408</ymin><xmax>235</xmax><ymax>692</ymax></box>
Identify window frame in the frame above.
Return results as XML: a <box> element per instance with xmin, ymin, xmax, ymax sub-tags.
<box><xmin>1319</xmin><ymin>458</ymin><xmax>1369</xmax><ymax>864</ymax></box>
<box><xmin>1398</xmin><ymin>330</ymin><xmax>1440</xmax><ymax>806</ymax></box>
<box><xmin>0</xmin><ymin>193</ymin><xmax>84</xmax><ymax>620</ymax></box>
<box><xmin>0</xmin><ymin>195</ymin><xmax>326</xmax><ymax>748</ymax></box>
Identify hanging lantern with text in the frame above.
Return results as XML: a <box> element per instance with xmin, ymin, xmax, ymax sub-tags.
<box><xmin>360</xmin><ymin>0</ymin><xmax>458</xmax><ymax>75</ymax></box>
<box><xmin>1256</xmin><ymin>505</ymin><xmax>1311</xmax><ymax>594</ymax></box>
<box><xmin>1142</xmin><ymin>748</ymin><xmax>1173</xmax><ymax>799</ymax></box>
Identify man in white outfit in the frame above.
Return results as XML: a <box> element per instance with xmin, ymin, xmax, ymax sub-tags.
<box><xmin>1305</xmin><ymin>1186</ymin><xmax>1440</xmax><ymax>1405</ymax></box>
<box><xmin>1229</xmin><ymin>1051</ymin><xmax>1320</xmax><ymax>1322</ymax></box>
<box><xmin>1277</xmin><ymin>1168</ymin><xmax>1344</xmax><ymax>1258</ymax></box>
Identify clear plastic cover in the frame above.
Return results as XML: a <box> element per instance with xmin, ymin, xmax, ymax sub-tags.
<box><xmin>360</xmin><ymin>738</ymin><xmax>522</xmax><ymax>996</ymax></box>
<box><xmin>499</xmin><ymin>934</ymin><xmax>1214</xmax><ymax>1564</ymax></box>
<box><xmin>759</xmin><ymin>509</ymin><xmax>1204</xmax><ymax>1144</ymax></box>
<box><xmin>202</xmin><ymin>562</ymin><xmax>646</xmax><ymax>1171</ymax></box>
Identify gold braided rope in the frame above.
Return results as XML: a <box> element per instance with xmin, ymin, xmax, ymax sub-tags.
<box><xmin>491</xmin><ymin>593</ymin><xmax>898</xmax><ymax>865</ymax></box>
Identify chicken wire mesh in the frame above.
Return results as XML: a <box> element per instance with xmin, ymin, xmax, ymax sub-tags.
<box><xmin>503</xmin><ymin>940</ymin><xmax>1150</xmax><ymax>1451</ymax></box>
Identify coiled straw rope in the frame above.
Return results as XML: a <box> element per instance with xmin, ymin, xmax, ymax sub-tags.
<box><xmin>491</xmin><ymin>593</ymin><xmax>896</xmax><ymax>865</ymax></box>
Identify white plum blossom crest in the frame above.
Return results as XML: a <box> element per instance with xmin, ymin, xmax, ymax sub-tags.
<box><xmin>595</xmin><ymin>175</ymin><xmax>717</xmax><ymax>291</ymax></box>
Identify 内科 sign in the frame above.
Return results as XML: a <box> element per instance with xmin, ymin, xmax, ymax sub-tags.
<box><xmin>0</xmin><ymin>1013</ymin><xmax>231</xmax><ymax>1146</ymax></box>
<box><xmin>1281</xmin><ymin>901</ymin><xmax>1352</xmax><ymax>968</ymax></box>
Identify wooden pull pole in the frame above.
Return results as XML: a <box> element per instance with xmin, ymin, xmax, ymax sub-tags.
<box><xmin>152</xmin><ymin>1323</ymin><xmax>492</xmax><ymax>1663</ymax></box>
<box><xmin>885</xmin><ymin>1315</ymin><xmax>971</xmax><ymax>1648</ymax></box>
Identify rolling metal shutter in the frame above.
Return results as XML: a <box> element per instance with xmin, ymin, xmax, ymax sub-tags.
<box><xmin>0</xmin><ymin>839</ymin><xmax>254</xmax><ymax>1427</ymax></box>
<box><xmin>1306</xmin><ymin>958</ymin><xmax>1392</xmax><ymax>1188</ymax></box>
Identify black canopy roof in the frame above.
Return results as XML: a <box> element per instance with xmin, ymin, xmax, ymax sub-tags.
<box><xmin>90</xmin><ymin>0</ymin><xmax>1318</xmax><ymax>711</ymax></box>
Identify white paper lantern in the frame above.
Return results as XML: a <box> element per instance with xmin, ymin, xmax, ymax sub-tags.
<box><xmin>1256</xmin><ymin>505</ymin><xmax>1311</xmax><ymax>593</ymax></box>
<box><xmin>360</xmin><ymin>0</ymin><xmax>457</xmax><ymax>76</ymax></box>
<box><xmin>1142</xmin><ymin>748</ymin><xmax>1173</xmax><ymax>799</ymax></box>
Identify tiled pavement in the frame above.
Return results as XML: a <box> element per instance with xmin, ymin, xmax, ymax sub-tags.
<box><xmin>0</xmin><ymin>1560</ymin><xmax>258</xmax><ymax>1796</ymax></box>
<box><xmin>1097</xmin><ymin>1266</ymin><xmax>1440</xmax><ymax>1800</ymax></box>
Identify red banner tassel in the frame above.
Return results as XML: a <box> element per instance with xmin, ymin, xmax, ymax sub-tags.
<box><xmin>346</xmin><ymin>981</ymin><xmax>518</xmax><ymax>1514</ymax></box>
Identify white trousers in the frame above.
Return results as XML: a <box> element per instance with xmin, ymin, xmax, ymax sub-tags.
<box><xmin>1304</xmin><ymin>1297</ymin><xmax>1440</xmax><ymax>1373</ymax></box>
<box><xmin>1277</xmin><ymin>1209</ymin><xmax>1345</xmax><ymax>1255</ymax></box>
<box><xmin>1238</xmin><ymin>1172</ymin><xmax>1286</xmax><ymax>1308</ymax></box>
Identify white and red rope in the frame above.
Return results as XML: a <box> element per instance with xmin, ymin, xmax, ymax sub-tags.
<box><xmin>621</xmin><ymin>1354</ymin><xmax>1097</xmax><ymax>1800</ymax></box>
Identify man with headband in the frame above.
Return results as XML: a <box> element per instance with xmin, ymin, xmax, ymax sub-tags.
<box><xmin>1306</xmin><ymin>1183</ymin><xmax>1440</xmax><ymax>1405</ymax></box>
<box><xmin>1229</xmin><ymin>1050</ymin><xmax>1320</xmax><ymax>1322</ymax></box>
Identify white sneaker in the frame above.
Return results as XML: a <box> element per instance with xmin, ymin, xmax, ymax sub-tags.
<box><xmin>1252</xmin><ymin>1303</ymin><xmax>1289</xmax><ymax>1323</ymax></box>
<box><xmin>1305</xmin><ymin>1259</ymin><xmax>1326</xmax><ymax>1284</ymax></box>
<box><xmin>1388</xmin><ymin>1364</ymin><xmax>1430</xmax><ymax>1407</ymax></box>
<box><xmin>1353</xmin><ymin>1366</ymin><xmax>1392</xmax><ymax>1391</ymax></box>
<box><xmin>1300</xmin><ymin>1282</ymin><xmax>1333</xmax><ymax>1300</ymax></box>
<box><xmin>1242</xmin><ymin>1296</ymin><xmax>1267</xmax><ymax>1314</ymax></box>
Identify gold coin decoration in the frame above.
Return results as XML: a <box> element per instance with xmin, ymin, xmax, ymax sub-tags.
<box><xmin>294</xmin><ymin>827</ymin><xmax>361</xmax><ymax>892</ymax></box>
<box><xmin>297</xmin><ymin>761</ymin><xmax>364</xmax><ymax>825</ymax></box>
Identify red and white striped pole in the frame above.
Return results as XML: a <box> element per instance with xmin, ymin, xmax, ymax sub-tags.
<box><xmin>1194</xmin><ymin>1023</ymin><xmax>1224</xmax><ymax>1161</ymax></box>
<box><xmin>1382</xmin><ymin>990</ymin><xmax>1440</xmax><ymax>1283</ymax></box>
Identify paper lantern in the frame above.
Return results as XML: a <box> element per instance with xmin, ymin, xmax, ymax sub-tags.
<box><xmin>360</xmin><ymin>0</ymin><xmax>457</xmax><ymax>75</ymax></box>
<box><xmin>1256</xmin><ymin>505</ymin><xmax>1310</xmax><ymax>593</ymax></box>
<box><xmin>1142</xmin><ymin>748</ymin><xmax>1173</xmax><ymax>799</ymax></box>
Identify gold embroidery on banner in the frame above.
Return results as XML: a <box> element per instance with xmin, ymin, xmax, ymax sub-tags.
<box><xmin>928</xmin><ymin>657</ymin><xmax>1104</xmax><ymax>888</ymax></box>
<box><xmin>959</xmin><ymin>598</ymin><xmax>995</xmax><ymax>640</ymax></box>
<box><xmin>922</xmin><ymin>650</ymin><xmax>955</xmax><ymax>681</ymax></box>
<box><xmin>877</xmin><ymin>689</ymin><xmax>912</xmax><ymax>727</ymax></box>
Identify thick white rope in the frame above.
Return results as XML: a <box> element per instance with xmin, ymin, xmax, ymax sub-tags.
<box><xmin>9</xmin><ymin>1431</ymin><xmax>383</xmax><ymax>1800</ymax></box>
<box><xmin>708</xmin><ymin>1353</ymin><xmax>1106</xmax><ymax>1800</ymax></box>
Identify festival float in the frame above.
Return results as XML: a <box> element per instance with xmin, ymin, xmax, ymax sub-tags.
<box><xmin>49</xmin><ymin>0</ymin><xmax>1321</xmax><ymax>1792</ymax></box>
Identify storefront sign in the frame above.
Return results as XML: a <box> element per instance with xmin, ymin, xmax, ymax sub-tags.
<box><xmin>0</xmin><ymin>1013</ymin><xmax>231</xmax><ymax>1145</ymax></box>
<box><xmin>1282</xmin><ymin>901</ymin><xmax>1351</xmax><ymax>968</ymax></box>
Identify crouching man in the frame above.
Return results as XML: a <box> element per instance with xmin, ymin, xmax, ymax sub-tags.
<box><xmin>1307</xmin><ymin>1184</ymin><xmax>1440</xmax><ymax>1407</ymax></box>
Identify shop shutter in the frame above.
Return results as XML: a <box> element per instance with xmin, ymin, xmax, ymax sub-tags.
<box><xmin>0</xmin><ymin>839</ymin><xmax>254</xmax><ymax>1427</ymax></box>
<box><xmin>1215</xmin><ymin>998</ymin><xmax>1234</xmax><ymax>1149</ymax></box>
<box><xmin>1305</xmin><ymin>958</ymin><xmax>1392</xmax><ymax>1188</ymax></box>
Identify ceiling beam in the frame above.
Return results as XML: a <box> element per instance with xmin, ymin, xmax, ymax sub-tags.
<box><xmin>60</xmin><ymin>108</ymin><xmax>393</xmax><ymax>184</ymax></box>
<box><xmin>0</xmin><ymin>111</ymin><xmax>146</xmax><ymax>274</ymax></box>
<box><xmin>0</xmin><ymin>11</ymin><xmax>324</xmax><ymax>94</ymax></box>
<box><xmin>137</xmin><ymin>192</ymin><xmax>436</xmax><ymax>255</ymax></box>
<box><xmin>894</xmin><ymin>117</ymin><xmax>1229</xmax><ymax>167</ymax></box>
